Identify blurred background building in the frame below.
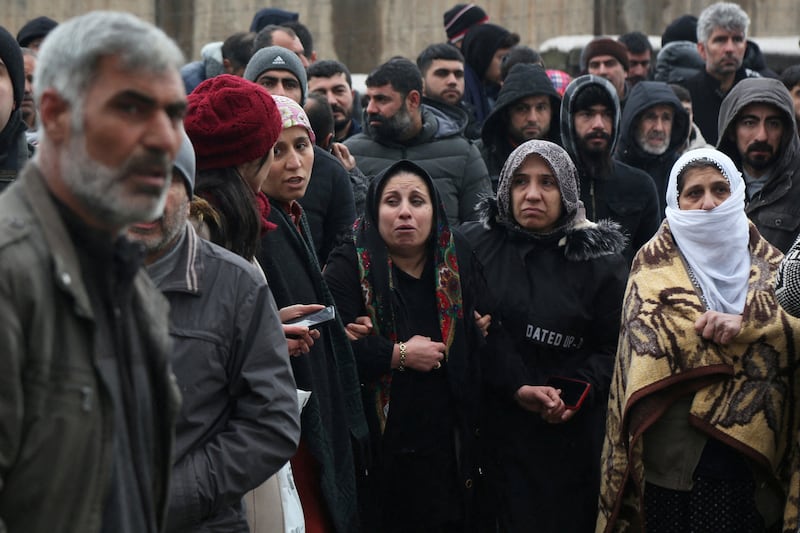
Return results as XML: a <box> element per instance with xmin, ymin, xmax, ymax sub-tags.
<box><xmin>4</xmin><ymin>0</ymin><xmax>799</xmax><ymax>73</ymax></box>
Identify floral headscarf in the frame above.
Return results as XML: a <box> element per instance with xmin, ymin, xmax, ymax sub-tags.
<box><xmin>271</xmin><ymin>94</ymin><xmax>316</xmax><ymax>143</ymax></box>
<box><xmin>354</xmin><ymin>160</ymin><xmax>464</xmax><ymax>432</ymax></box>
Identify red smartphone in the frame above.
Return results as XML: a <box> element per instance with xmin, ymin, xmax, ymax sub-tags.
<box><xmin>545</xmin><ymin>376</ymin><xmax>591</xmax><ymax>410</ymax></box>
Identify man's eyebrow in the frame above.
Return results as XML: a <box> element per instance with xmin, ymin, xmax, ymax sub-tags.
<box><xmin>112</xmin><ymin>90</ymin><xmax>187</xmax><ymax>115</ymax></box>
<box><xmin>112</xmin><ymin>89</ymin><xmax>157</xmax><ymax>106</ymax></box>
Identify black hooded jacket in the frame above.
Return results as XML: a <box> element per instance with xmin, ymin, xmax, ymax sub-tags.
<box><xmin>0</xmin><ymin>26</ymin><xmax>29</xmax><ymax>191</ymax></box>
<box><xmin>560</xmin><ymin>75</ymin><xmax>660</xmax><ymax>263</ymax></box>
<box><xmin>0</xmin><ymin>110</ymin><xmax>29</xmax><ymax>192</ymax></box>
<box><xmin>615</xmin><ymin>81</ymin><xmax>690</xmax><ymax>214</ymax></box>
<box><xmin>476</xmin><ymin>64</ymin><xmax>561</xmax><ymax>190</ymax></box>
<box><xmin>717</xmin><ymin>77</ymin><xmax>800</xmax><ymax>253</ymax></box>
<box><xmin>682</xmin><ymin>65</ymin><xmax>760</xmax><ymax>145</ymax></box>
<box><xmin>461</xmin><ymin>24</ymin><xmax>513</xmax><ymax>125</ymax></box>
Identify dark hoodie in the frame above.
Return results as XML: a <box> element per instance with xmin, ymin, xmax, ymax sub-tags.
<box><xmin>0</xmin><ymin>25</ymin><xmax>28</xmax><ymax>192</ymax></box>
<box><xmin>560</xmin><ymin>75</ymin><xmax>660</xmax><ymax>263</ymax></box>
<box><xmin>345</xmin><ymin>103</ymin><xmax>491</xmax><ymax>227</ymax></box>
<box><xmin>477</xmin><ymin>63</ymin><xmax>561</xmax><ymax>190</ymax></box>
<box><xmin>461</xmin><ymin>24</ymin><xmax>515</xmax><ymax>125</ymax></box>
<box><xmin>615</xmin><ymin>81</ymin><xmax>690</xmax><ymax>214</ymax></box>
<box><xmin>717</xmin><ymin>77</ymin><xmax>800</xmax><ymax>253</ymax></box>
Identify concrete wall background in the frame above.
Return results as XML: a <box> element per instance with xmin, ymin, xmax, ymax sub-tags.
<box><xmin>4</xmin><ymin>0</ymin><xmax>799</xmax><ymax>72</ymax></box>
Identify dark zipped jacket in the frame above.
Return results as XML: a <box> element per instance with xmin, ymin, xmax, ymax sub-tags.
<box><xmin>150</xmin><ymin>224</ymin><xmax>300</xmax><ymax>532</ymax></box>
<box><xmin>682</xmin><ymin>66</ymin><xmax>760</xmax><ymax>145</ymax></box>
<box><xmin>615</xmin><ymin>81</ymin><xmax>690</xmax><ymax>214</ymax></box>
<box><xmin>300</xmin><ymin>146</ymin><xmax>357</xmax><ymax>264</ymax></box>
<box><xmin>560</xmin><ymin>75</ymin><xmax>660</xmax><ymax>263</ymax></box>
<box><xmin>0</xmin><ymin>165</ymin><xmax>180</xmax><ymax>533</ymax></box>
<box><xmin>717</xmin><ymin>77</ymin><xmax>800</xmax><ymax>253</ymax></box>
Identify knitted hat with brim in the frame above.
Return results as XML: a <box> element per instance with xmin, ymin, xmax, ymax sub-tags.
<box><xmin>185</xmin><ymin>74</ymin><xmax>282</xmax><ymax>171</ymax></box>
<box><xmin>443</xmin><ymin>4</ymin><xmax>489</xmax><ymax>44</ymax></box>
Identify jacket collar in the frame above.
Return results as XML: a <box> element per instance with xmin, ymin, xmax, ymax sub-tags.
<box><xmin>148</xmin><ymin>222</ymin><xmax>203</xmax><ymax>294</ymax></box>
<box><xmin>21</xmin><ymin>163</ymin><xmax>94</xmax><ymax>319</ymax></box>
<box><xmin>475</xmin><ymin>196</ymin><xmax>627</xmax><ymax>261</ymax></box>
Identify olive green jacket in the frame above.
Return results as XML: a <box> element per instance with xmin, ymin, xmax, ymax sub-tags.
<box><xmin>0</xmin><ymin>164</ymin><xmax>181</xmax><ymax>533</ymax></box>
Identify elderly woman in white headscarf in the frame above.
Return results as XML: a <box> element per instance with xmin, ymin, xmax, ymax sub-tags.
<box><xmin>598</xmin><ymin>148</ymin><xmax>800</xmax><ymax>533</ymax></box>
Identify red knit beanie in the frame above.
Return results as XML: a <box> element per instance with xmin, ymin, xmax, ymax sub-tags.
<box><xmin>185</xmin><ymin>74</ymin><xmax>282</xmax><ymax>171</ymax></box>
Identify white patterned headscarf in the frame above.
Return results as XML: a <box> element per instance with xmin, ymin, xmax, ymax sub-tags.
<box><xmin>496</xmin><ymin>139</ymin><xmax>584</xmax><ymax>237</ymax></box>
<box><xmin>665</xmin><ymin>148</ymin><xmax>750</xmax><ymax>314</ymax></box>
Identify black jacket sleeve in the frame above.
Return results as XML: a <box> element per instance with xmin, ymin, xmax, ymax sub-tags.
<box><xmin>324</xmin><ymin>242</ymin><xmax>395</xmax><ymax>382</ymax></box>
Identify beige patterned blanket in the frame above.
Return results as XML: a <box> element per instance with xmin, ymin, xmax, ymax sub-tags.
<box><xmin>597</xmin><ymin>221</ymin><xmax>800</xmax><ymax>533</ymax></box>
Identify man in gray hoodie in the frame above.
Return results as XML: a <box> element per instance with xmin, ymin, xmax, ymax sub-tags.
<box><xmin>717</xmin><ymin>77</ymin><xmax>800</xmax><ymax>253</ymax></box>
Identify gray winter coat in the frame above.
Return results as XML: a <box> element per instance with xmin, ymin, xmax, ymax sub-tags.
<box><xmin>345</xmin><ymin>104</ymin><xmax>491</xmax><ymax>227</ymax></box>
<box><xmin>150</xmin><ymin>224</ymin><xmax>300</xmax><ymax>532</ymax></box>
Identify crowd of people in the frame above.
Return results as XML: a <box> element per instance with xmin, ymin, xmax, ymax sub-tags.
<box><xmin>2</xmin><ymin>2</ymin><xmax>800</xmax><ymax>532</ymax></box>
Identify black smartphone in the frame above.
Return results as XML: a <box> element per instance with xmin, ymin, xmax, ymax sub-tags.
<box><xmin>284</xmin><ymin>305</ymin><xmax>336</xmax><ymax>329</ymax></box>
<box><xmin>545</xmin><ymin>376</ymin><xmax>591</xmax><ymax>410</ymax></box>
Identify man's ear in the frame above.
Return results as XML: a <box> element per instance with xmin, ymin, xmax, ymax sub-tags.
<box><xmin>406</xmin><ymin>89</ymin><xmax>421</xmax><ymax>111</ymax></box>
<box><xmin>38</xmin><ymin>89</ymin><xmax>72</xmax><ymax>145</ymax></box>
<box><xmin>321</xmin><ymin>132</ymin><xmax>334</xmax><ymax>150</ymax></box>
<box><xmin>222</xmin><ymin>58</ymin><xmax>235</xmax><ymax>75</ymax></box>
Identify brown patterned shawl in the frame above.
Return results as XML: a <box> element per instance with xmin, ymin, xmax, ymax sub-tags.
<box><xmin>597</xmin><ymin>220</ymin><xmax>800</xmax><ymax>533</ymax></box>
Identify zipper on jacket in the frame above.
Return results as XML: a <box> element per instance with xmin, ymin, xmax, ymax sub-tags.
<box><xmin>65</xmin><ymin>384</ymin><xmax>94</xmax><ymax>412</ymax></box>
<box><xmin>590</xmin><ymin>180</ymin><xmax>596</xmax><ymax>219</ymax></box>
<box><xmin>80</xmin><ymin>386</ymin><xmax>93</xmax><ymax>412</ymax></box>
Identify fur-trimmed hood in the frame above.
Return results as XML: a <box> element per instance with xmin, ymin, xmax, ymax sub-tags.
<box><xmin>475</xmin><ymin>196</ymin><xmax>628</xmax><ymax>261</ymax></box>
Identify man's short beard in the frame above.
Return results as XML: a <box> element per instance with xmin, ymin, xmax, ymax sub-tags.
<box><xmin>60</xmin><ymin>130</ymin><xmax>172</xmax><ymax>231</ymax></box>
<box><xmin>637</xmin><ymin>131</ymin><xmax>669</xmax><ymax>155</ymax></box>
<box><xmin>743</xmin><ymin>141</ymin><xmax>779</xmax><ymax>171</ymax></box>
<box><xmin>130</xmin><ymin>196</ymin><xmax>189</xmax><ymax>257</ymax></box>
<box><xmin>369</xmin><ymin>104</ymin><xmax>415</xmax><ymax>142</ymax></box>
<box><xmin>577</xmin><ymin>133</ymin><xmax>613</xmax><ymax>177</ymax></box>
<box><xmin>332</xmin><ymin>103</ymin><xmax>352</xmax><ymax>131</ymax></box>
<box><xmin>743</xmin><ymin>152</ymin><xmax>778</xmax><ymax>171</ymax></box>
<box><xmin>334</xmin><ymin>116</ymin><xmax>350</xmax><ymax>130</ymax></box>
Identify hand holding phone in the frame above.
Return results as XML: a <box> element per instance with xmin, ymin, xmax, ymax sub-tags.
<box><xmin>284</xmin><ymin>305</ymin><xmax>336</xmax><ymax>329</ymax></box>
<box><xmin>545</xmin><ymin>376</ymin><xmax>591</xmax><ymax>410</ymax></box>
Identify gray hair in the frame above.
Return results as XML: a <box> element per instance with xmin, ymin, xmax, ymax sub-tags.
<box><xmin>697</xmin><ymin>2</ymin><xmax>750</xmax><ymax>44</ymax></box>
<box><xmin>34</xmin><ymin>11</ymin><xmax>184</xmax><ymax>128</ymax></box>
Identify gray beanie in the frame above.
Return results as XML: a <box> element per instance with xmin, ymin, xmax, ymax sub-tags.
<box><xmin>244</xmin><ymin>45</ymin><xmax>307</xmax><ymax>104</ymax></box>
<box><xmin>174</xmin><ymin>132</ymin><xmax>196</xmax><ymax>197</ymax></box>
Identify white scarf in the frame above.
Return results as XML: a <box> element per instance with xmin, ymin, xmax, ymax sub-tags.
<box><xmin>664</xmin><ymin>148</ymin><xmax>750</xmax><ymax>314</ymax></box>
